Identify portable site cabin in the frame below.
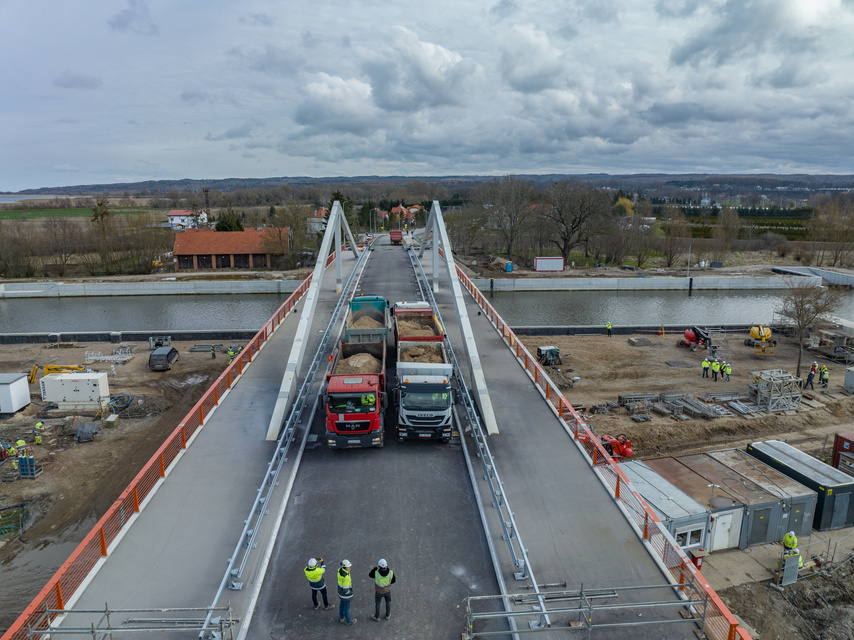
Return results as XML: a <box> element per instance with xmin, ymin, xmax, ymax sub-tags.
<box><xmin>746</xmin><ymin>440</ymin><xmax>854</xmax><ymax>531</ymax></box>
<box><xmin>620</xmin><ymin>460</ymin><xmax>710</xmax><ymax>551</ymax></box>
<box><xmin>0</xmin><ymin>373</ymin><xmax>30</xmax><ymax>413</ymax></box>
<box><xmin>645</xmin><ymin>457</ymin><xmax>745</xmax><ymax>552</ymax></box>
<box><xmin>708</xmin><ymin>448</ymin><xmax>817</xmax><ymax>540</ymax></box>
<box><xmin>677</xmin><ymin>454</ymin><xmax>783</xmax><ymax>549</ymax></box>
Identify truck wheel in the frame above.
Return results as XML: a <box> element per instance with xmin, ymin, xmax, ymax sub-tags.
<box><xmin>397</xmin><ymin>437</ymin><xmax>404</xmax><ymax>443</ymax></box>
<box><xmin>442</xmin><ymin>437</ymin><xmax>450</xmax><ymax>444</ymax></box>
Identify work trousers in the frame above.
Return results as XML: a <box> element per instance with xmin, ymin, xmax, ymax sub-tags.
<box><xmin>375</xmin><ymin>591</ymin><xmax>391</xmax><ymax>618</ymax></box>
<box><xmin>311</xmin><ymin>587</ymin><xmax>329</xmax><ymax>607</ymax></box>
<box><xmin>712</xmin><ymin>371</ymin><xmax>718</xmax><ymax>381</ymax></box>
<box><xmin>339</xmin><ymin>599</ymin><xmax>352</xmax><ymax>623</ymax></box>
<box><xmin>702</xmin><ymin>368</ymin><xmax>709</xmax><ymax>378</ymax></box>
<box><xmin>806</xmin><ymin>374</ymin><xmax>814</xmax><ymax>390</ymax></box>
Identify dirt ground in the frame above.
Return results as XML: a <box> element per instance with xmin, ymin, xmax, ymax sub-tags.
<box><xmin>0</xmin><ymin>340</ymin><xmax>232</xmax><ymax>632</ymax></box>
<box><xmin>518</xmin><ymin>329</ymin><xmax>854</xmax><ymax>639</ymax></box>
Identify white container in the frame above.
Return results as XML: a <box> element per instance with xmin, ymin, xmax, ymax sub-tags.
<box><xmin>845</xmin><ymin>367</ymin><xmax>854</xmax><ymax>395</ymax></box>
<box><xmin>0</xmin><ymin>373</ymin><xmax>30</xmax><ymax>413</ymax></box>
<box><xmin>534</xmin><ymin>257</ymin><xmax>564</xmax><ymax>272</ymax></box>
<box><xmin>41</xmin><ymin>372</ymin><xmax>110</xmax><ymax>410</ymax></box>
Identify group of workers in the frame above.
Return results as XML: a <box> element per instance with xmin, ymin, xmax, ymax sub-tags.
<box><xmin>209</xmin><ymin>345</ymin><xmax>244</xmax><ymax>363</ymax></box>
<box><xmin>1</xmin><ymin>422</ymin><xmax>48</xmax><ymax>473</ymax></box>
<box><xmin>304</xmin><ymin>556</ymin><xmax>397</xmax><ymax>625</ymax></box>
<box><xmin>805</xmin><ymin>362</ymin><xmax>830</xmax><ymax>391</ymax></box>
<box><xmin>701</xmin><ymin>357</ymin><xmax>732</xmax><ymax>381</ymax></box>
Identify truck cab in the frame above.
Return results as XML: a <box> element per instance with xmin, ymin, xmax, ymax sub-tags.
<box><xmin>325</xmin><ymin>375</ymin><xmax>385</xmax><ymax>448</ymax></box>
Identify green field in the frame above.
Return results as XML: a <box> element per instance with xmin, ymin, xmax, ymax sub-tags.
<box><xmin>0</xmin><ymin>208</ymin><xmax>150</xmax><ymax>221</ymax></box>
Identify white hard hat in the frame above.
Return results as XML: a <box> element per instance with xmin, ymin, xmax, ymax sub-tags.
<box><xmin>789</xmin><ymin>531</ymin><xmax>795</xmax><ymax>537</ymax></box>
<box><xmin>378</xmin><ymin>558</ymin><xmax>388</xmax><ymax>568</ymax></box>
<box><xmin>341</xmin><ymin>559</ymin><xmax>351</xmax><ymax>568</ymax></box>
<box><xmin>814</xmin><ymin>362</ymin><xmax>817</xmax><ymax>365</ymax></box>
<box><xmin>308</xmin><ymin>558</ymin><xmax>318</xmax><ymax>568</ymax></box>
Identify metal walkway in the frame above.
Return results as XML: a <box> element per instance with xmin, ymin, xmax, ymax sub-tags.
<box><xmin>6</xmin><ymin>229</ymin><xmax>739</xmax><ymax>639</ymax></box>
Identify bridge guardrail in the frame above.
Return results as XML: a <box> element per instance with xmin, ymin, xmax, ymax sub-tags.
<box><xmin>453</xmin><ymin>263</ymin><xmax>751</xmax><ymax>640</ymax></box>
<box><xmin>0</xmin><ymin>255</ymin><xmax>342</xmax><ymax>640</ymax></box>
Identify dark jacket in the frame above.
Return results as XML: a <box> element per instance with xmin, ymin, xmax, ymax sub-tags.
<box><xmin>368</xmin><ymin>566</ymin><xmax>396</xmax><ymax>594</ymax></box>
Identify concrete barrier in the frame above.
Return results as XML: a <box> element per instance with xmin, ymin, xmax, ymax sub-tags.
<box><xmin>471</xmin><ymin>275</ymin><xmax>822</xmax><ymax>292</ymax></box>
<box><xmin>0</xmin><ymin>280</ymin><xmax>301</xmax><ymax>298</ymax></box>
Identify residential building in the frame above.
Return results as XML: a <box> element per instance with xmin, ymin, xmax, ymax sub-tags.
<box><xmin>173</xmin><ymin>228</ymin><xmax>284</xmax><ymax>271</ymax></box>
<box><xmin>167</xmin><ymin>209</ymin><xmax>209</xmax><ymax>230</ymax></box>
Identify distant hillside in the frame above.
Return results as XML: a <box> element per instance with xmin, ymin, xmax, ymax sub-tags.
<box><xmin>5</xmin><ymin>173</ymin><xmax>854</xmax><ymax>196</ymax></box>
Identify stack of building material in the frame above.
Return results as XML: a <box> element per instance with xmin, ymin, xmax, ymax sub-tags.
<box><xmin>749</xmin><ymin>369</ymin><xmax>802</xmax><ymax>412</ymax></box>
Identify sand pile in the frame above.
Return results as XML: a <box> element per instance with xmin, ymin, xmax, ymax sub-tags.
<box><xmin>350</xmin><ymin>315</ymin><xmax>383</xmax><ymax>329</ymax></box>
<box><xmin>335</xmin><ymin>353</ymin><xmax>382</xmax><ymax>374</ymax></box>
<box><xmin>397</xmin><ymin>319</ymin><xmax>436</xmax><ymax>336</ymax></box>
<box><xmin>400</xmin><ymin>344</ymin><xmax>443</xmax><ymax>363</ymax></box>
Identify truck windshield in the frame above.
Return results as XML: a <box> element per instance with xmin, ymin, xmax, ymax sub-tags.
<box><xmin>328</xmin><ymin>393</ymin><xmax>376</xmax><ymax>414</ymax></box>
<box><xmin>401</xmin><ymin>390</ymin><xmax>450</xmax><ymax>411</ymax></box>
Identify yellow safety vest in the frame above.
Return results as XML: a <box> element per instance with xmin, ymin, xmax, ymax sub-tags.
<box><xmin>337</xmin><ymin>569</ymin><xmax>353</xmax><ymax>599</ymax></box>
<box><xmin>304</xmin><ymin>566</ymin><xmax>326</xmax><ymax>589</ymax></box>
<box><xmin>16</xmin><ymin>439</ymin><xmax>26</xmax><ymax>448</ymax></box>
<box><xmin>374</xmin><ymin>569</ymin><xmax>393</xmax><ymax>588</ymax></box>
<box><xmin>783</xmin><ymin>532</ymin><xmax>797</xmax><ymax>549</ymax></box>
<box><xmin>725</xmin><ymin>365</ymin><xmax>732</xmax><ymax>374</ymax></box>
<box><xmin>711</xmin><ymin>362</ymin><xmax>720</xmax><ymax>372</ymax></box>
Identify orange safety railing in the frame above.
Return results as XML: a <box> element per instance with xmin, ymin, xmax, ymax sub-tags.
<box><xmin>0</xmin><ymin>263</ymin><xmax>326</xmax><ymax>640</ymax></box>
<box><xmin>453</xmin><ymin>264</ymin><xmax>751</xmax><ymax>640</ymax></box>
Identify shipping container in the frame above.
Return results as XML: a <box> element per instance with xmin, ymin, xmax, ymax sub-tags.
<box><xmin>708</xmin><ymin>448</ymin><xmax>817</xmax><ymax>540</ymax></box>
<box><xmin>832</xmin><ymin>431</ymin><xmax>854</xmax><ymax>479</ymax></box>
<box><xmin>645</xmin><ymin>457</ymin><xmax>745</xmax><ymax>552</ymax></box>
<box><xmin>620</xmin><ymin>460</ymin><xmax>710</xmax><ymax>551</ymax></box>
<box><xmin>0</xmin><ymin>373</ymin><xmax>30</xmax><ymax>414</ymax></box>
<box><xmin>746</xmin><ymin>440</ymin><xmax>854</xmax><ymax>531</ymax></box>
<box><xmin>676</xmin><ymin>454</ymin><xmax>784</xmax><ymax>548</ymax></box>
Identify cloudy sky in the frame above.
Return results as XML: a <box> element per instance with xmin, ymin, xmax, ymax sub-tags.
<box><xmin>2</xmin><ymin>0</ymin><xmax>854</xmax><ymax>191</ymax></box>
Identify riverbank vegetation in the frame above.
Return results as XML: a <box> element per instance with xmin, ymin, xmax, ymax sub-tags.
<box><xmin>1</xmin><ymin>179</ymin><xmax>852</xmax><ymax>278</ymax></box>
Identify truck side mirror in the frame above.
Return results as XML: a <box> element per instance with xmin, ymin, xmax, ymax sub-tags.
<box><xmin>382</xmin><ymin>392</ymin><xmax>389</xmax><ymax>409</ymax></box>
<box><xmin>453</xmin><ymin>389</ymin><xmax>461</xmax><ymax>404</ymax></box>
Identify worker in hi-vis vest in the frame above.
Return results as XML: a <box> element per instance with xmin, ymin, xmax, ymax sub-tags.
<box><xmin>304</xmin><ymin>557</ymin><xmax>334</xmax><ymax>611</ymax></box>
<box><xmin>337</xmin><ymin>560</ymin><xmax>356</xmax><ymax>625</ymax></box>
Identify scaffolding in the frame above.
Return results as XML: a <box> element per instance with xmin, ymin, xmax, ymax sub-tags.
<box><xmin>749</xmin><ymin>369</ymin><xmax>802</xmax><ymax>412</ymax></box>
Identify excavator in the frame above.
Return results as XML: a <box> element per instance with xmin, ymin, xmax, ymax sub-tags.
<box><xmin>27</xmin><ymin>365</ymin><xmax>86</xmax><ymax>384</ymax></box>
<box><xmin>744</xmin><ymin>325</ymin><xmax>776</xmax><ymax>355</ymax></box>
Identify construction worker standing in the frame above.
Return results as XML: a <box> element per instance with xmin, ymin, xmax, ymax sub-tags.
<box><xmin>227</xmin><ymin>346</ymin><xmax>235</xmax><ymax>364</ymax></box>
<box><xmin>820</xmin><ymin>366</ymin><xmax>830</xmax><ymax>389</ymax></box>
<box><xmin>337</xmin><ymin>559</ymin><xmax>356</xmax><ymax>625</ymax></box>
<box><xmin>606</xmin><ymin>321</ymin><xmax>612</xmax><ymax>338</ymax></box>
<box><xmin>806</xmin><ymin>362</ymin><xmax>817</xmax><ymax>390</ymax></box>
<box><xmin>369</xmin><ymin>558</ymin><xmax>396</xmax><ymax>621</ymax></box>
<box><xmin>304</xmin><ymin>557</ymin><xmax>335</xmax><ymax>611</ymax></box>
<box><xmin>210</xmin><ymin>345</ymin><xmax>216</xmax><ymax>360</ymax></box>
<box><xmin>711</xmin><ymin>359</ymin><xmax>720</xmax><ymax>382</ymax></box>
<box><xmin>724</xmin><ymin>362</ymin><xmax>732</xmax><ymax>382</ymax></box>
<box><xmin>701</xmin><ymin>357</ymin><xmax>710</xmax><ymax>378</ymax></box>
<box><xmin>33</xmin><ymin>422</ymin><xmax>44</xmax><ymax>445</ymax></box>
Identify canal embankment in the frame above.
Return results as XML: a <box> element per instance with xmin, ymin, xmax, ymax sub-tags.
<box><xmin>0</xmin><ymin>280</ymin><xmax>300</xmax><ymax>298</ymax></box>
<box><xmin>472</xmin><ymin>275</ymin><xmax>822</xmax><ymax>292</ymax></box>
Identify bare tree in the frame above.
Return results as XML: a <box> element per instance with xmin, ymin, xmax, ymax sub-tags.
<box><xmin>544</xmin><ymin>180</ymin><xmax>611</xmax><ymax>264</ymax></box>
<box><xmin>710</xmin><ymin>207</ymin><xmax>740</xmax><ymax>262</ymax></box>
<box><xmin>43</xmin><ymin>217</ymin><xmax>82</xmax><ymax>276</ymax></box>
<box><xmin>777</xmin><ymin>279</ymin><xmax>844</xmax><ymax>377</ymax></box>
<box><xmin>810</xmin><ymin>195</ymin><xmax>854</xmax><ymax>267</ymax></box>
<box><xmin>264</xmin><ymin>202</ymin><xmax>311</xmax><ymax>269</ymax></box>
<box><xmin>445</xmin><ymin>205</ymin><xmax>488</xmax><ymax>255</ymax></box>
<box><xmin>660</xmin><ymin>211</ymin><xmax>688</xmax><ymax>267</ymax></box>
<box><xmin>485</xmin><ymin>176</ymin><xmax>537</xmax><ymax>263</ymax></box>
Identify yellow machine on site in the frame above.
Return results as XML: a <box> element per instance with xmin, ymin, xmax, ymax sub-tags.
<box><xmin>27</xmin><ymin>365</ymin><xmax>86</xmax><ymax>384</ymax></box>
<box><xmin>744</xmin><ymin>325</ymin><xmax>776</xmax><ymax>355</ymax></box>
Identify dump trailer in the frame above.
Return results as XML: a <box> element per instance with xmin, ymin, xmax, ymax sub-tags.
<box><xmin>395</xmin><ymin>340</ymin><xmax>455</xmax><ymax>443</ymax></box>
<box><xmin>393</xmin><ymin>301</ymin><xmax>445</xmax><ymax>346</ymax></box>
<box><xmin>389</xmin><ymin>230</ymin><xmax>403</xmax><ymax>245</ymax></box>
<box><xmin>324</xmin><ymin>340</ymin><xmax>387</xmax><ymax>448</ymax></box>
<box><xmin>345</xmin><ymin>296</ymin><xmax>388</xmax><ymax>344</ymax></box>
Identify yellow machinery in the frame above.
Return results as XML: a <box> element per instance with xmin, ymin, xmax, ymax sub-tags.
<box><xmin>27</xmin><ymin>365</ymin><xmax>86</xmax><ymax>384</ymax></box>
<box><xmin>744</xmin><ymin>325</ymin><xmax>776</xmax><ymax>355</ymax></box>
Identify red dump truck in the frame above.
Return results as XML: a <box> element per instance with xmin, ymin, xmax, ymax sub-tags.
<box><xmin>324</xmin><ymin>340</ymin><xmax>387</xmax><ymax>448</ymax></box>
<box><xmin>389</xmin><ymin>230</ymin><xmax>403</xmax><ymax>245</ymax></box>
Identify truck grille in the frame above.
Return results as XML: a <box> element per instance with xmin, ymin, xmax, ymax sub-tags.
<box><xmin>406</xmin><ymin>415</ymin><xmax>446</xmax><ymax>427</ymax></box>
<box><xmin>336</xmin><ymin>420</ymin><xmax>371</xmax><ymax>432</ymax></box>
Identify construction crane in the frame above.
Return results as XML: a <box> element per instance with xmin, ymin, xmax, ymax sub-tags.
<box><xmin>27</xmin><ymin>365</ymin><xmax>86</xmax><ymax>384</ymax></box>
<box><xmin>744</xmin><ymin>325</ymin><xmax>776</xmax><ymax>355</ymax></box>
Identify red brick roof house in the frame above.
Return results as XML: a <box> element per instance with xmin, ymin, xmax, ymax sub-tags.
<box><xmin>173</xmin><ymin>228</ymin><xmax>284</xmax><ymax>271</ymax></box>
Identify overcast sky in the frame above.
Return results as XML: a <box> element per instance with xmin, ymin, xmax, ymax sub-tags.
<box><xmin>2</xmin><ymin>0</ymin><xmax>853</xmax><ymax>191</ymax></box>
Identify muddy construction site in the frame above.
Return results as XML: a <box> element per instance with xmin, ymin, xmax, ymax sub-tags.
<box><xmin>0</xmin><ymin>340</ymin><xmax>231</xmax><ymax>631</ymax></box>
<box><xmin>1</xmin><ymin>328</ymin><xmax>854</xmax><ymax>638</ymax></box>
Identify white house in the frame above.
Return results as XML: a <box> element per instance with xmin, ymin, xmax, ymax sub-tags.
<box><xmin>167</xmin><ymin>209</ymin><xmax>208</xmax><ymax>230</ymax></box>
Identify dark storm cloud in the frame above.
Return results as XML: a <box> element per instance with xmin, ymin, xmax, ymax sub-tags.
<box><xmin>752</xmin><ymin>63</ymin><xmax>826</xmax><ymax>89</ymax></box>
<box><xmin>54</xmin><ymin>72</ymin><xmax>103</xmax><ymax>90</ymax></box>
<box><xmin>643</xmin><ymin>101</ymin><xmax>733</xmax><ymax>126</ymax></box>
<box><xmin>107</xmin><ymin>0</ymin><xmax>159</xmax><ymax>35</ymax></box>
